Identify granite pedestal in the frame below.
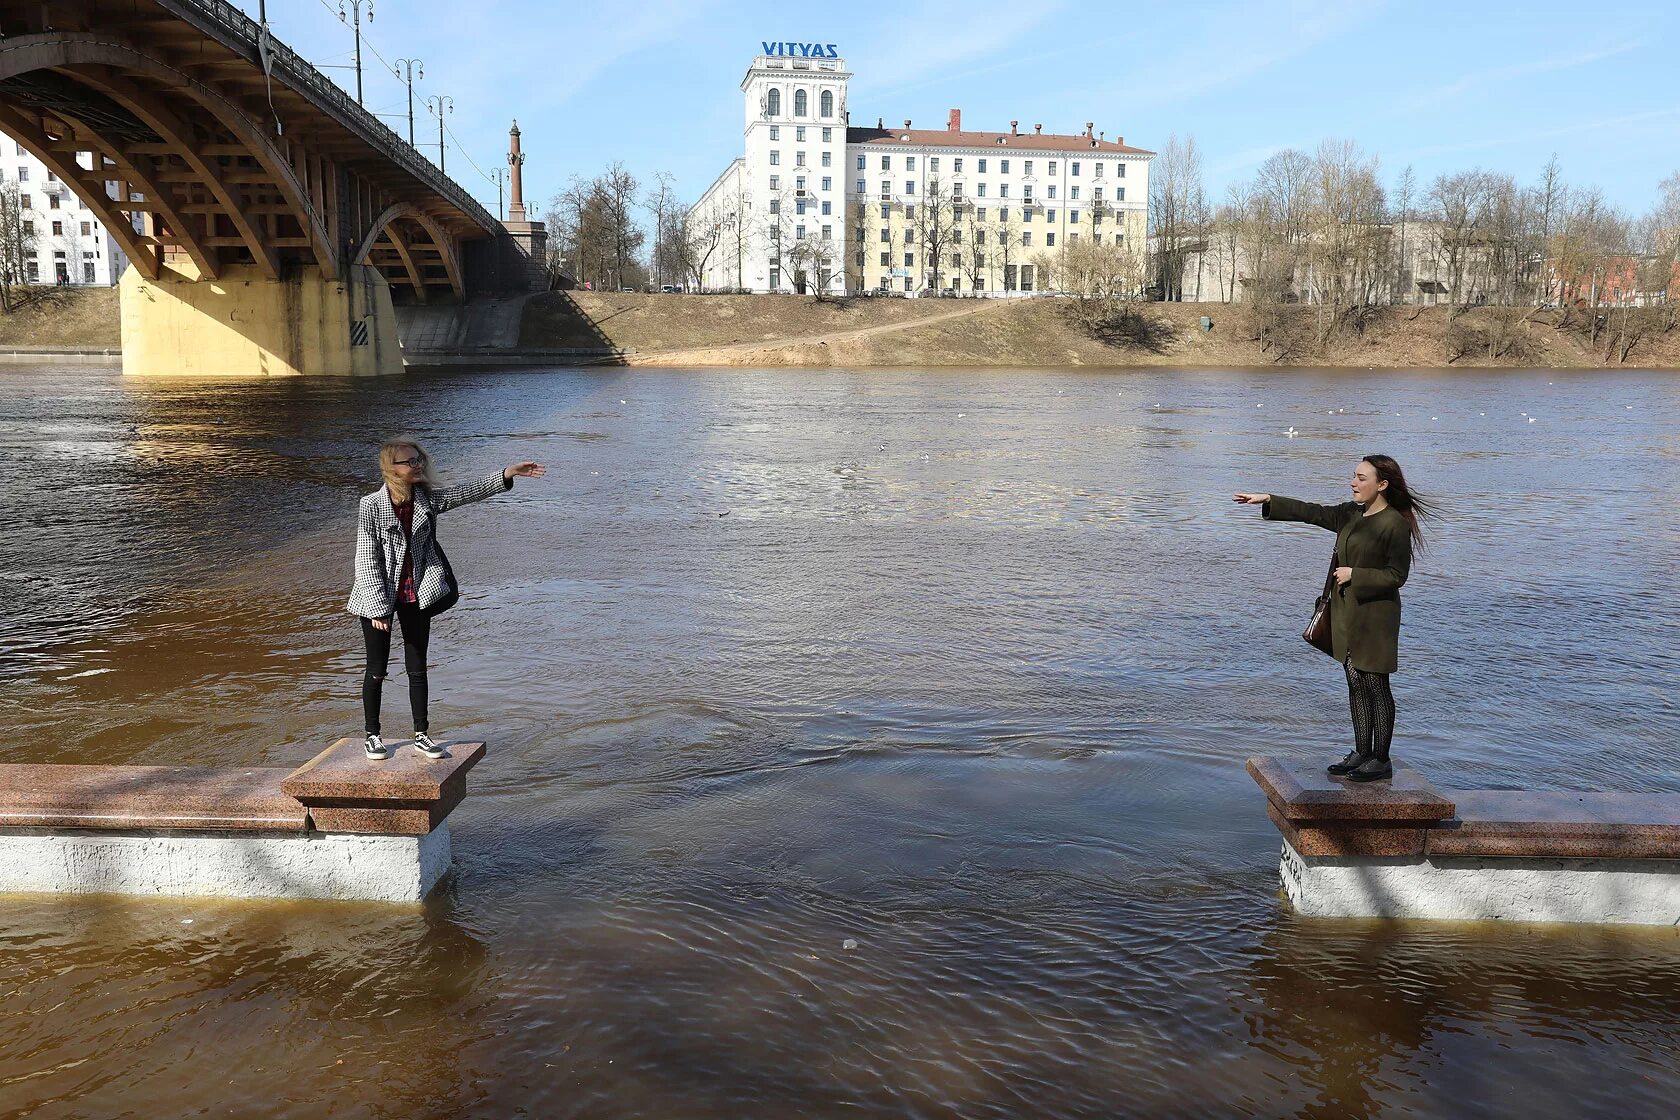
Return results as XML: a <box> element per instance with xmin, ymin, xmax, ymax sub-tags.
<box><xmin>1251</xmin><ymin>756</ymin><xmax>1680</xmax><ymax>925</ymax></box>
<box><xmin>0</xmin><ymin>739</ymin><xmax>484</xmax><ymax>903</ymax></box>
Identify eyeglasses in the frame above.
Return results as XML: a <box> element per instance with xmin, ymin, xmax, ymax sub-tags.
<box><xmin>392</xmin><ymin>456</ymin><xmax>424</xmax><ymax>468</ymax></box>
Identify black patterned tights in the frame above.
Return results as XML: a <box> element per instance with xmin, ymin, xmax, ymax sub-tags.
<box><xmin>1344</xmin><ymin>660</ymin><xmax>1395</xmax><ymax>761</ymax></box>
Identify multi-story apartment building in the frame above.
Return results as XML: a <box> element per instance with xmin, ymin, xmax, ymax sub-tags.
<box><xmin>0</xmin><ymin>132</ymin><xmax>130</xmax><ymax>287</ymax></box>
<box><xmin>692</xmin><ymin>48</ymin><xmax>1153</xmax><ymax>295</ymax></box>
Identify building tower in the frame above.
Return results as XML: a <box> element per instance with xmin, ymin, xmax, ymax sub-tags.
<box><xmin>500</xmin><ymin>119</ymin><xmax>546</xmax><ymax>291</ymax></box>
<box><xmin>740</xmin><ymin>47</ymin><xmax>852</xmax><ymax>294</ymax></box>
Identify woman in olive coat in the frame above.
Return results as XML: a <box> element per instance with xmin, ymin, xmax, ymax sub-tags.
<box><xmin>1235</xmin><ymin>455</ymin><xmax>1431</xmax><ymax>782</ymax></box>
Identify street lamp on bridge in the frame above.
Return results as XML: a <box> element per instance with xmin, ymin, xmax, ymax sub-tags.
<box><xmin>425</xmin><ymin>94</ymin><xmax>454</xmax><ymax>174</ymax></box>
<box><xmin>336</xmin><ymin>0</ymin><xmax>373</xmax><ymax>107</ymax></box>
<box><xmin>393</xmin><ymin>57</ymin><xmax>423</xmax><ymax>147</ymax></box>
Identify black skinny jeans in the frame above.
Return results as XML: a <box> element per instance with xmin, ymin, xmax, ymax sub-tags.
<box><xmin>361</xmin><ymin>603</ymin><xmax>430</xmax><ymax>735</ymax></box>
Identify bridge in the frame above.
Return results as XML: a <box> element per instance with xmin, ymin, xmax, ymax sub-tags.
<box><xmin>0</xmin><ymin>0</ymin><xmax>545</xmax><ymax>375</ymax></box>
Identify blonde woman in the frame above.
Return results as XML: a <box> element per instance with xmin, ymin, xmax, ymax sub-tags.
<box><xmin>347</xmin><ymin>437</ymin><xmax>545</xmax><ymax>761</ymax></box>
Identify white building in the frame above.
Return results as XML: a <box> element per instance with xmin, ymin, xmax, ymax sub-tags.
<box><xmin>691</xmin><ymin>47</ymin><xmax>1153</xmax><ymax>295</ymax></box>
<box><xmin>1</xmin><ymin>131</ymin><xmax>130</xmax><ymax>287</ymax></box>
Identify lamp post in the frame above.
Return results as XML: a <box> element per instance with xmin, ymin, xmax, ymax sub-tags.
<box><xmin>492</xmin><ymin>167</ymin><xmax>507</xmax><ymax>221</ymax></box>
<box><xmin>393</xmin><ymin>58</ymin><xmax>422</xmax><ymax>147</ymax></box>
<box><xmin>424</xmin><ymin>94</ymin><xmax>454</xmax><ymax>173</ymax></box>
<box><xmin>337</xmin><ymin>0</ymin><xmax>373</xmax><ymax>107</ymax></box>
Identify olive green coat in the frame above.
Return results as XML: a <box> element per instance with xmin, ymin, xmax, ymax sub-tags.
<box><xmin>1263</xmin><ymin>496</ymin><xmax>1412</xmax><ymax>674</ymax></box>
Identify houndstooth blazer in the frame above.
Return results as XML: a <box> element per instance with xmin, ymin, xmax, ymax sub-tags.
<box><xmin>346</xmin><ymin>470</ymin><xmax>512</xmax><ymax>618</ymax></box>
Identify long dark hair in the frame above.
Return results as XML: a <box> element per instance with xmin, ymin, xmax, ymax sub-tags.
<box><xmin>1363</xmin><ymin>454</ymin><xmax>1431</xmax><ymax>551</ymax></box>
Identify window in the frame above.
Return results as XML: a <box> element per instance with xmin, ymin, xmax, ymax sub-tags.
<box><xmin>856</xmin><ymin>179</ymin><xmax>865</xmax><ymax>193</ymax></box>
<box><xmin>770</xmin><ymin>266</ymin><xmax>780</xmax><ymax>287</ymax></box>
<box><xmin>857</xmin><ymin>228</ymin><xmax>866</xmax><ymax>242</ymax></box>
<box><xmin>1046</xmin><ymin>233</ymin><xmax>1056</xmax><ymax>247</ymax></box>
<box><xmin>1069</xmin><ymin>232</ymin><xmax>1078</xmax><ymax>242</ymax></box>
<box><xmin>976</xmin><ymin>183</ymin><xmax>987</xmax><ymax>197</ymax></box>
<box><xmin>770</xmin><ymin>175</ymin><xmax>780</xmax><ymax>190</ymax></box>
<box><xmin>1094</xmin><ymin>162</ymin><xmax>1104</xmax><ymax>177</ymax></box>
<box><xmin>1047</xmin><ymin>209</ymin><xmax>1056</xmax><ymax>222</ymax></box>
<box><xmin>1071</xmin><ymin>210</ymin><xmax>1080</xmax><ymax>223</ymax></box>
<box><xmin>1022</xmin><ymin>232</ymin><xmax>1033</xmax><ymax>246</ymax></box>
<box><xmin>19</xmin><ymin>194</ymin><xmax>30</xmax><ymax>209</ymax></box>
<box><xmin>770</xmin><ymin>125</ymin><xmax>780</xmax><ymax>140</ymax></box>
<box><xmin>25</xmin><ymin>261</ymin><xmax>37</xmax><ymax>283</ymax></box>
<box><xmin>904</xmin><ymin>252</ymin><xmax>914</xmax><ymax>267</ymax></box>
<box><xmin>770</xmin><ymin>150</ymin><xmax>781</xmax><ymax>166</ymax></box>
<box><xmin>793</xmin><ymin>89</ymin><xmax>808</xmax><ymax>116</ymax></box>
<box><xmin>1070</xmin><ymin>186</ymin><xmax>1079</xmax><ymax>200</ymax></box>
<box><xmin>977</xmin><ymin>207</ymin><xmax>987</xmax><ymax>221</ymax></box>
<box><xmin>767</xmin><ymin>89</ymin><xmax>782</xmax><ymax>116</ymax></box>
<box><xmin>904</xmin><ymin>181</ymin><xmax>915</xmax><ymax>194</ymax></box>
<box><xmin>880</xmin><ymin>251</ymin><xmax>890</xmax><ymax>266</ymax></box>
<box><xmin>904</xmin><ymin>276</ymin><xmax>913</xmax><ymax>292</ymax></box>
<box><xmin>1000</xmin><ymin>159</ymin><xmax>1009</xmax><ymax>173</ymax></box>
<box><xmin>49</xmin><ymin>195</ymin><xmax>59</xmax><ymax>210</ymax></box>
<box><xmin>904</xmin><ymin>229</ymin><xmax>914</xmax><ymax>244</ymax></box>
<box><xmin>84</xmin><ymin>262</ymin><xmax>96</xmax><ymax>283</ymax></box>
<box><xmin>1047</xmin><ymin>185</ymin><xmax>1057</xmax><ymax>200</ymax></box>
<box><xmin>904</xmin><ymin>205</ymin><xmax>915</xmax><ymax>220</ymax></box>
<box><xmin>1048</xmin><ymin>161</ymin><xmax>1057</xmax><ymax>175</ymax></box>
<box><xmin>856</xmin><ymin>155</ymin><xmax>865</xmax><ymax>170</ymax></box>
<box><xmin>821</xmin><ymin>201</ymin><xmax>831</xmax><ymax>215</ymax></box>
<box><xmin>1023</xmin><ymin>184</ymin><xmax>1033</xmax><ymax>200</ymax></box>
<box><xmin>952</xmin><ymin>228</ymin><xmax>963</xmax><ymax>244</ymax></box>
<box><xmin>1000</xmin><ymin>207</ymin><xmax>1009</xmax><ymax>222</ymax></box>
<box><xmin>51</xmin><ymin>220</ymin><xmax>62</xmax><ymax>235</ymax></box>
<box><xmin>1000</xmin><ymin>184</ymin><xmax>1009</xmax><ymax>197</ymax></box>
<box><xmin>796</xmin><ymin>175</ymin><xmax>806</xmax><ymax>190</ymax></box>
<box><xmin>1117</xmin><ymin>163</ymin><xmax>1126</xmax><ymax>178</ymax></box>
<box><xmin>1072</xmin><ymin>162</ymin><xmax>1081</xmax><ymax>176</ymax></box>
<box><xmin>1094</xmin><ymin>187</ymin><xmax>1104</xmax><ymax>201</ymax></box>
<box><xmin>769</xmin><ymin>199</ymin><xmax>781</xmax><ymax>214</ymax></box>
<box><xmin>796</xmin><ymin>224</ymin><xmax>806</xmax><ymax>238</ymax></box>
<box><xmin>796</xmin><ymin>200</ymin><xmax>806</xmax><ymax>215</ymax></box>
<box><xmin>880</xmin><ymin>203</ymin><xmax>890</xmax><ymax>219</ymax></box>
<box><xmin>821</xmin><ymin>151</ymin><xmax>831</xmax><ymax>167</ymax></box>
<box><xmin>1022</xmin><ymin>208</ymin><xmax>1032</xmax><ymax>222</ymax></box>
<box><xmin>951</xmin><ymin>253</ymin><xmax>961</xmax><ymax>269</ymax></box>
<box><xmin>976</xmin><ymin>230</ymin><xmax>986</xmax><ymax>245</ymax></box>
<box><xmin>16</xmin><ymin>167</ymin><xmax>27</xmax><ymax>182</ymax></box>
<box><xmin>821</xmin><ymin>176</ymin><xmax>832</xmax><ymax>191</ymax></box>
<box><xmin>856</xmin><ymin>250</ymin><xmax>865</xmax><ymax>266</ymax></box>
<box><xmin>906</xmin><ymin>156</ymin><xmax>916</xmax><ymax>171</ymax></box>
<box><xmin>1024</xmin><ymin>161</ymin><xmax>1033</xmax><ymax>175</ymax></box>
<box><xmin>796</xmin><ymin>126</ymin><xmax>806</xmax><ymax>142</ymax></box>
<box><xmin>930</xmin><ymin>157</ymin><xmax>940</xmax><ymax>172</ymax></box>
<box><xmin>795</xmin><ymin>151</ymin><xmax>806</xmax><ymax>166</ymax></box>
<box><xmin>823</xmin><ymin>127</ymin><xmax>833</xmax><ymax>142</ymax></box>
<box><xmin>879</xmin><ymin>179</ymin><xmax>890</xmax><ymax>198</ymax></box>
<box><xmin>880</xmin><ymin>228</ymin><xmax>891</xmax><ymax>243</ymax></box>
<box><xmin>820</xmin><ymin>89</ymin><xmax>834</xmax><ymax>117</ymax></box>
<box><xmin>880</xmin><ymin>155</ymin><xmax>891</xmax><ymax>170</ymax></box>
<box><xmin>1117</xmin><ymin>187</ymin><xmax>1125</xmax><ymax>202</ymax></box>
<box><xmin>21</xmin><ymin>220</ymin><xmax>33</xmax><ymax>236</ymax></box>
<box><xmin>978</xmin><ymin>158</ymin><xmax>987</xmax><ymax>173</ymax></box>
<box><xmin>12</xmin><ymin>143</ymin><xmax>20</xmax><ymax>155</ymax></box>
<box><xmin>1021</xmin><ymin>265</ymin><xmax>1034</xmax><ymax>291</ymax></box>
<box><xmin>954</xmin><ymin>157</ymin><xmax>963</xmax><ymax>172</ymax></box>
<box><xmin>1093</xmin><ymin>211</ymin><xmax>1102</xmax><ymax>224</ymax></box>
<box><xmin>821</xmin><ymin>224</ymin><xmax>832</xmax><ymax>239</ymax></box>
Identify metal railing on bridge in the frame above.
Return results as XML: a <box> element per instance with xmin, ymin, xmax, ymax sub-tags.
<box><xmin>157</xmin><ymin>0</ymin><xmax>501</xmax><ymax>236</ymax></box>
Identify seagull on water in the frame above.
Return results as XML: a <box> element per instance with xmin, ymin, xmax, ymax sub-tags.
<box><xmin>1285</xmin><ymin>427</ymin><xmax>1298</xmax><ymax>438</ymax></box>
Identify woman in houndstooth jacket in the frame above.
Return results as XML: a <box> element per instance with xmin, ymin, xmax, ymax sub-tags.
<box><xmin>348</xmin><ymin>436</ymin><xmax>545</xmax><ymax>761</ymax></box>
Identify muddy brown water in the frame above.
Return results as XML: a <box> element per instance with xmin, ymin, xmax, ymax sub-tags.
<box><xmin>1</xmin><ymin>364</ymin><xmax>1677</xmax><ymax>1119</ymax></box>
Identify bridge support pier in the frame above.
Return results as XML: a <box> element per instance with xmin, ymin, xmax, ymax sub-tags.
<box><xmin>120</xmin><ymin>262</ymin><xmax>403</xmax><ymax>377</ymax></box>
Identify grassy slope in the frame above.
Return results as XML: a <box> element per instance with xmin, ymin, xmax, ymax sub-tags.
<box><xmin>0</xmin><ymin>288</ymin><xmax>121</xmax><ymax>349</ymax></box>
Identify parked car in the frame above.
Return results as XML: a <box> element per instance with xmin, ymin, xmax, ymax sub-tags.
<box><xmin>660</xmin><ymin>284</ymin><xmax>682</xmax><ymax>294</ymax></box>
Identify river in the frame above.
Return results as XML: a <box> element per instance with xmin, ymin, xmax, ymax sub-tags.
<box><xmin>1</xmin><ymin>363</ymin><xmax>1677</xmax><ymax>1118</ymax></box>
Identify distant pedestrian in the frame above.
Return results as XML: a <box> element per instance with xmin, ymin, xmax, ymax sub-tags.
<box><xmin>347</xmin><ymin>437</ymin><xmax>545</xmax><ymax>761</ymax></box>
<box><xmin>1234</xmin><ymin>456</ymin><xmax>1432</xmax><ymax>782</ymax></box>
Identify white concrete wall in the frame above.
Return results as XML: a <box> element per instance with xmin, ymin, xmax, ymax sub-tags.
<box><xmin>0</xmin><ymin>824</ymin><xmax>452</xmax><ymax>903</ymax></box>
<box><xmin>1279</xmin><ymin>840</ymin><xmax>1680</xmax><ymax>925</ymax></box>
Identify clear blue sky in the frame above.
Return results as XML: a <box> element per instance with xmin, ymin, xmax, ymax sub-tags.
<box><xmin>251</xmin><ymin>0</ymin><xmax>1679</xmax><ymax>220</ymax></box>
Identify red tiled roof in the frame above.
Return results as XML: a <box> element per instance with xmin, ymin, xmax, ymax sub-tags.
<box><xmin>846</xmin><ymin>126</ymin><xmax>1153</xmax><ymax>156</ymax></box>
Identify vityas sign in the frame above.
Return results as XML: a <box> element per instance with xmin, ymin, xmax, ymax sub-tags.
<box><xmin>761</xmin><ymin>42</ymin><xmax>840</xmax><ymax>59</ymax></box>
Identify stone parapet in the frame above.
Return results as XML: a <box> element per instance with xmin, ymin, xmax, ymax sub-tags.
<box><xmin>1251</xmin><ymin>756</ymin><xmax>1680</xmax><ymax>924</ymax></box>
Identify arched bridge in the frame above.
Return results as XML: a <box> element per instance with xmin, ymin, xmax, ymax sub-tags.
<box><xmin>0</xmin><ymin>0</ymin><xmax>544</xmax><ymax>375</ymax></box>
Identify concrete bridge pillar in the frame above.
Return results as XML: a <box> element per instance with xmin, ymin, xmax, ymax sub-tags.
<box><xmin>119</xmin><ymin>261</ymin><xmax>403</xmax><ymax>377</ymax></box>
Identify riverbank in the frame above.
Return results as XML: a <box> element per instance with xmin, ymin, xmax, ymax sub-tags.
<box><xmin>11</xmin><ymin>287</ymin><xmax>1678</xmax><ymax>370</ymax></box>
<box><xmin>526</xmin><ymin>292</ymin><xmax>1680</xmax><ymax>370</ymax></box>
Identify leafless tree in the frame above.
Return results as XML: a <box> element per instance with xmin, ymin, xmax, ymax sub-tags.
<box><xmin>1148</xmin><ymin>133</ymin><xmax>1205</xmax><ymax>300</ymax></box>
<box><xmin>0</xmin><ymin>181</ymin><xmax>39</xmax><ymax>310</ymax></box>
<box><xmin>914</xmin><ymin>177</ymin><xmax>959</xmax><ymax>291</ymax></box>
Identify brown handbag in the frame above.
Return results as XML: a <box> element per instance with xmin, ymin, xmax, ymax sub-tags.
<box><xmin>1303</xmin><ymin>554</ymin><xmax>1337</xmax><ymax>657</ymax></box>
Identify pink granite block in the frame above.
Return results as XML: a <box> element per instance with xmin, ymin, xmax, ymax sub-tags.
<box><xmin>0</xmin><ymin>765</ymin><xmax>307</xmax><ymax>831</ymax></box>
<box><xmin>1246</xmin><ymin>756</ymin><xmax>1455</xmax><ymax>823</ymax></box>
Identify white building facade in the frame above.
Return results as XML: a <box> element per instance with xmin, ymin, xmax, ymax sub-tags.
<box><xmin>692</xmin><ymin>47</ymin><xmax>1153</xmax><ymax>296</ymax></box>
<box><xmin>1</xmin><ymin>131</ymin><xmax>130</xmax><ymax>287</ymax></box>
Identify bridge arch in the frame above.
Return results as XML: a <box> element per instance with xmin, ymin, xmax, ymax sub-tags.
<box><xmin>354</xmin><ymin>203</ymin><xmax>465</xmax><ymax>301</ymax></box>
<box><xmin>0</xmin><ymin>32</ymin><xmax>336</xmax><ymax>280</ymax></box>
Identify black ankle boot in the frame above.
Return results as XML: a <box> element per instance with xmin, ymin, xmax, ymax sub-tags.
<box><xmin>1327</xmin><ymin>750</ymin><xmax>1366</xmax><ymax>777</ymax></box>
<box><xmin>1347</xmin><ymin>756</ymin><xmax>1393</xmax><ymax>783</ymax></box>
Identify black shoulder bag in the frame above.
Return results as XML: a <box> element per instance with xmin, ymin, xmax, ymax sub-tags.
<box><xmin>423</xmin><ymin>538</ymin><xmax>460</xmax><ymax>618</ymax></box>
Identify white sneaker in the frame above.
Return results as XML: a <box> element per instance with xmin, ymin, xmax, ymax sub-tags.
<box><xmin>364</xmin><ymin>732</ymin><xmax>389</xmax><ymax>761</ymax></box>
<box><xmin>413</xmin><ymin>731</ymin><xmax>447</xmax><ymax>759</ymax></box>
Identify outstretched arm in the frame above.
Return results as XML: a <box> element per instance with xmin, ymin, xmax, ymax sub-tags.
<box><xmin>432</xmin><ymin>462</ymin><xmax>546</xmax><ymax>513</ymax></box>
<box><xmin>1239</xmin><ymin>493</ymin><xmax>1357</xmax><ymax>532</ymax></box>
